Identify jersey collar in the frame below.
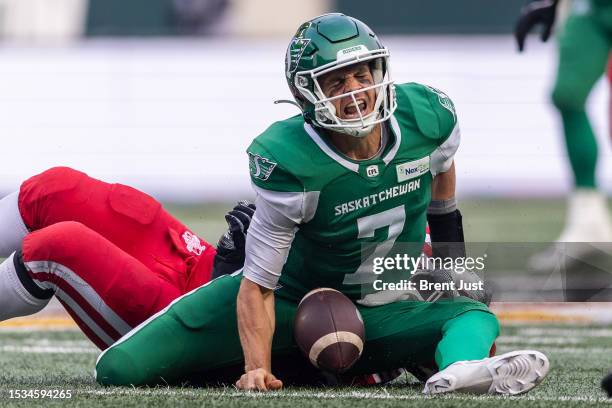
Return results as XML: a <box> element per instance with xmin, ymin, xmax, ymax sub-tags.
<box><xmin>303</xmin><ymin>114</ymin><xmax>402</xmax><ymax>173</ymax></box>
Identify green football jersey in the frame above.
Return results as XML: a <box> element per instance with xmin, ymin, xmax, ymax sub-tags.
<box><xmin>246</xmin><ymin>82</ymin><xmax>459</xmax><ymax>301</ymax></box>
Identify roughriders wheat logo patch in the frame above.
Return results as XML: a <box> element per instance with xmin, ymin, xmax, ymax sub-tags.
<box><xmin>285</xmin><ymin>22</ymin><xmax>312</xmax><ymax>77</ymax></box>
<box><xmin>426</xmin><ymin>85</ymin><xmax>456</xmax><ymax>120</ymax></box>
<box><xmin>248</xmin><ymin>152</ymin><xmax>277</xmax><ymax>181</ymax></box>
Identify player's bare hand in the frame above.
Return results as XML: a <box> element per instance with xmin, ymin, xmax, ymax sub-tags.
<box><xmin>235</xmin><ymin>368</ymin><xmax>283</xmax><ymax>391</ymax></box>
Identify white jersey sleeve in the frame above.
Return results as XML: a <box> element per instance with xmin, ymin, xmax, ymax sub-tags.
<box><xmin>430</xmin><ymin>123</ymin><xmax>461</xmax><ymax>177</ymax></box>
<box><xmin>430</xmin><ymin>125</ymin><xmax>461</xmax><ymax>177</ymax></box>
<box><xmin>242</xmin><ymin>185</ymin><xmax>319</xmax><ymax>289</ymax></box>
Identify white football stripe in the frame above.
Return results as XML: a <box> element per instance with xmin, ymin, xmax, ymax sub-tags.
<box><xmin>26</xmin><ymin>260</ymin><xmax>132</xmax><ymax>335</ymax></box>
<box><xmin>308</xmin><ymin>331</ymin><xmax>364</xmax><ymax>367</ymax></box>
<box><xmin>53</xmin><ymin>287</ymin><xmax>114</xmax><ymax>347</ymax></box>
<box><xmin>298</xmin><ymin>287</ymin><xmax>339</xmax><ymax>306</ymax></box>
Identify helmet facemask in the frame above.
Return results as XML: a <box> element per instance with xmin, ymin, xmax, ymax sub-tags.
<box><xmin>294</xmin><ymin>48</ymin><xmax>397</xmax><ymax>138</ymax></box>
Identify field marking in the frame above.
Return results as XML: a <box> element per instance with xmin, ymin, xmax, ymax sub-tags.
<box><xmin>0</xmin><ymin>345</ymin><xmax>97</xmax><ymax>354</ymax></box>
<box><xmin>19</xmin><ymin>339</ymin><xmax>92</xmax><ymax>347</ymax></box>
<box><xmin>0</xmin><ymin>316</ymin><xmax>77</xmax><ymax>330</ymax></box>
<box><xmin>0</xmin><ymin>338</ymin><xmax>98</xmax><ymax>354</ymax></box>
<box><xmin>496</xmin><ymin>311</ymin><xmax>591</xmax><ymax>323</ymax></box>
<box><xmin>78</xmin><ymin>388</ymin><xmax>611</xmax><ymax>403</ymax></box>
<box><xmin>493</xmin><ymin>303</ymin><xmax>612</xmax><ymax>324</ymax></box>
<box><xmin>497</xmin><ymin>336</ymin><xmax>583</xmax><ymax>345</ymax></box>
<box><xmin>541</xmin><ymin>347</ymin><xmax>612</xmax><ymax>354</ymax></box>
<box><xmin>518</xmin><ymin>328</ymin><xmax>612</xmax><ymax>337</ymax></box>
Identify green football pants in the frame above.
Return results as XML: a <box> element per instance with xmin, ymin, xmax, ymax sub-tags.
<box><xmin>95</xmin><ymin>273</ymin><xmax>494</xmax><ymax>386</ymax></box>
<box><xmin>551</xmin><ymin>3</ymin><xmax>612</xmax><ymax>188</ymax></box>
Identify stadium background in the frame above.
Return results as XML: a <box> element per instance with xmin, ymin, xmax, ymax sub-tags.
<box><xmin>0</xmin><ymin>0</ymin><xmax>609</xmax><ymax>201</ymax></box>
<box><xmin>0</xmin><ymin>0</ymin><xmax>611</xmax><ymax>405</ymax></box>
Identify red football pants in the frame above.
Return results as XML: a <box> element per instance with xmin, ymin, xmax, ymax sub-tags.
<box><xmin>18</xmin><ymin>167</ymin><xmax>216</xmax><ymax>349</ymax></box>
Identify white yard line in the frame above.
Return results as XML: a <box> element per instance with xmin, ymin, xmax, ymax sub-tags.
<box><xmin>0</xmin><ymin>345</ymin><xmax>97</xmax><ymax>354</ymax></box>
<box><xmin>497</xmin><ymin>336</ymin><xmax>583</xmax><ymax>345</ymax></box>
<box><xmin>540</xmin><ymin>347</ymin><xmax>612</xmax><ymax>354</ymax></box>
<box><xmin>518</xmin><ymin>328</ymin><xmax>612</xmax><ymax>337</ymax></box>
<box><xmin>0</xmin><ymin>327</ymin><xmax>79</xmax><ymax>332</ymax></box>
<box><xmin>0</xmin><ymin>338</ymin><xmax>97</xmax><ymax>354</ymax></box>
<box><xmin>19</xmin><ymin>339</ymin><xmax>92</xmax><ymax>347</ymax></box>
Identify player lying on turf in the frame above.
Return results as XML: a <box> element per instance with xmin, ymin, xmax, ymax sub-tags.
<box><xmin>95</xmin><ymin>14</ymin><xmax>550</xmax><ymax>395</ymax></box>
<box><xmin>0</xmin><ymin>167</ymin><xmax>254</xmax><ymax>349</ymax></box>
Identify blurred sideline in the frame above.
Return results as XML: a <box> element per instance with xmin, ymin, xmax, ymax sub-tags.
<box><xmin>0</xmin><ymin>36</ymin><xmax>609</xmax><ymax>202</ymax></box>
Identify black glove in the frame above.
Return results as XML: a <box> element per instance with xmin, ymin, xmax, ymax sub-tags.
<box><xmin>514</xmin><ymin>0</ymin><xmax>559</xmax><ymax>52</ymax></box>
<box><xmin>211</xmin><ymin>201</ymin><xmax>256</xmax><ymax>279</ymax></box>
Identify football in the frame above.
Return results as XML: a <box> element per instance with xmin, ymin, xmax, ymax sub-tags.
<box><xmin>294</xmin><ymin>288</ymin><xmax>365</xmax><ymax>373</ymax></box>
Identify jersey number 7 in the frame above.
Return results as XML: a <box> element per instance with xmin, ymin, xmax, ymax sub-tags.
<box><xmin>342</xmin><ymin>205</ymin><xmax>406</xmax><ymax>285</ymax></box>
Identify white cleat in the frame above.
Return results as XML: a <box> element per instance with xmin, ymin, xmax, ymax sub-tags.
<box><xmin>423</xmin><ymin>350</ymin><xmax>550</xmax><ymax>395</ymax></box>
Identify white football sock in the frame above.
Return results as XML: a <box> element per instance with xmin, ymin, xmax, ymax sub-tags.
<box><xmin>528</xmin><ymin>190</ymin><xmax>612</xmax><ymax>272</ymax></box>
<box><xmin>559</xmin><ymin>189</ymin><xmax>612</xmax><ymax>242</ymax></box>
<box><xmin>0</xmin><ymin>191</ymin><xmax>29</xmax><ymax>257</ymax></box>
<box><xmin>0</xmin><ymin>253</ymin><xmax>50</xmax><ymax>321</ymax></box>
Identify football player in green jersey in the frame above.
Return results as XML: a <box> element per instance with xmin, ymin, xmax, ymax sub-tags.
<box><xmin>95</xmin><ymin>13</ymin><xmax>549</xmax><ymax>395</ymax></box>
<box><xmin>516</xmin><ymin>0</ymin><xmax>612</xmax><ymax>271</ymax></box>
